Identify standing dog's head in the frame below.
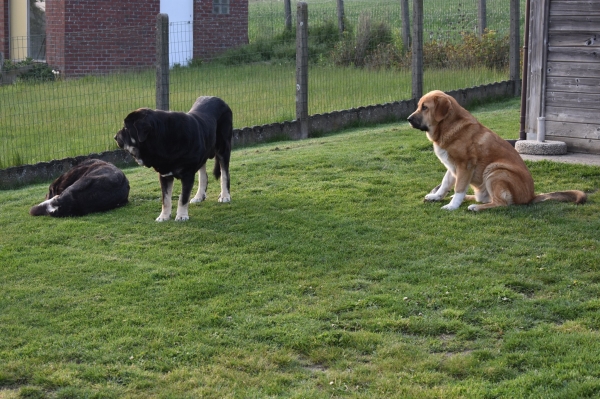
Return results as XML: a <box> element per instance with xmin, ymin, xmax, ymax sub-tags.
<box><xmin>407</xmin><ymin>90</ymin><xmax>453</xmax><ymax>138</ymax></box>
<box><xmin>114</xmin><ymin>108</ymin><xmax>159</xmax><ymax>166</ymax></box>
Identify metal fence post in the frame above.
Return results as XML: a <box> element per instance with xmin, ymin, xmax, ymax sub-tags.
<box><xmin>337</xmin><ymin>0</ymin><xmax>345</xmax><ymax>34</ymax></box>
<box><xmin>156</xmin><ymin>13</ymin><xmax>169</xmax><ymax>111</ymax></box>
<box><xmin>284</xmin><ymin>0</ymin><xmax>292</xmax><ymax>31</ymax></box>
<box><xmin>509</xmin><ymin>0</ymin><xmax>521</xmax><ymax>95</ymax></box>
<box><xmin>411</xmin><ymin>0</ymin><xmax>423</xmax><ymax>100</ymax></box>
<box><xmin>296</xmin><ymin>2</ymin><xmax>309</xmax><ymax>140</ymax></box>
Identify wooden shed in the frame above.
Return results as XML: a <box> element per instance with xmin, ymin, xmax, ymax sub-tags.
<box><xmin>524</xmin><ymin>0</ymin><xmax>600</xmax><ymax>154</ymax></box>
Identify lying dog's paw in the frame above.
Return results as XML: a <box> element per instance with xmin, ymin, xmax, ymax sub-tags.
<box><xmin>424</xmin><ymin>193</ymin><xmax>442</xmax><ymax>202</ymax></box>
<box><xmin>218</xmin><ymin>194</ymin><xmax>231</xmax><ymax>203</ymax></box>
<box><xmin>467</xmin><ymin>204</ymin><xmax>480</xmax><ymax>211</ymax></box>
<box><xmin>156</xmin><ymin>214</ymin><xmax>171</xmax><ymax>222</ymax></box>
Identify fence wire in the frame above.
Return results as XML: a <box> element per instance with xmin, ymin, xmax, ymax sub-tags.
<box><xmin>0</xmin><ymin>0</ymin><xmax>521</xmax><ymax>169</ymax></box>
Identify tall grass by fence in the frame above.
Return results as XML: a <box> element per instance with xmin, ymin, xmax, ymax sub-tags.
<box><xmin>0</xmin><ymin>0</ymin><xmax>522</xmax><ymax>169</ymax></box>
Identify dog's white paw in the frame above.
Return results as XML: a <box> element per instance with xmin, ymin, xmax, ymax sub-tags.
<box><xmin>156</xmin><ymin>214</ymin><xmax>171</xmax><ymax>222</ymax></box>
<box><xmin>441</xmin><ymin>203</ymin><xmax>459</xmax><ymax>211</ymax></box>
<box><xmin>175</xmin><ymin>215</ymin><xmax>189</xmax><ymax>221</ymax></box>
<box><xmin>190</xmin><ymin>194</ymin><xmax>206</xmax><ymax>204</ymax></box>
<box><xmin>218</xmin><ymin>194</ymin><xmax>231</xmax><ymax>203</ymax></box>
<box><xmin>424</xmin><ymin>193</ymin><xmax>442</xmax><ymax>202</ymax></box>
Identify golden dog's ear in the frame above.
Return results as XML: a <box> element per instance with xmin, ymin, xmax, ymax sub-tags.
<box><xmin>434</xmin><ymin>95</ymin><xmax>452</xmax><ymax>122</ymax></box>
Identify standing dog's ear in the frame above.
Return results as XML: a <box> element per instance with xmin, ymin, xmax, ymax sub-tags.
<box><xmin>124</xmin><ymin>109</ymin><xmax>154</xmax><ymax>142</ymax></box>
<box><xmin>133</xmin><ymin>118</ymin><xmax>152</xmax><ymax>142</ymax></box>
<box><xmin>434</xmin><ymin>95</ymin><xmax>452</xmax><ymax>122</ymax></box>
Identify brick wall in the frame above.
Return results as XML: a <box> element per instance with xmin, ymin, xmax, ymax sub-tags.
<box><xmin>45</xmin><ymin>0</ymin><xmax>65</xmax><ymax>71</ymax></box>
<box><xmin>194</xmin><ymin>0</ymin><xmax>248</xmax><ymax>61</ymax></box>
<box><xmin>46</xmin><ymin>0</ymin><xmax>159</xmax><ymax>76</ymax></box>
<box><xmin>3</xmin><ymin>0</ymin><xmax>249</xmax><ymax>76</ymax></box>
<box><xmin>0</xmin><ymin>0</ymin><xmax>9</xmax><ymax>57</ymax></box>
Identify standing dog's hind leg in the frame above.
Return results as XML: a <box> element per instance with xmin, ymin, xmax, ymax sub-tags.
<box><xmin>218</xmin><ymin>167</ymin><xmax>231</xmax><ymax>203</ymax></box>
<box><xmin>217</xmin><ymin>155</ymin><xmax>231</xmax><ymax>203</ymax></box>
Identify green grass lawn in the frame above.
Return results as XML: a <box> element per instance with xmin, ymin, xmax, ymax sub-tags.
<box><xmin>249</xmin><ymin>0</ymin><xmax>521</xmax><ymax>42</ymax></box>
<box><xmin>1</xmin><ymin>98</ymin><xmax>600</xmax><ymax>398</ymax></box>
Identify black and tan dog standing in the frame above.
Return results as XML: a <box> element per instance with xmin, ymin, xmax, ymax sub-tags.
<box><xmin>407</xmin><ymin>90</ymin><xmax>586</xmax><ymax>211</ymax></box>
<box><xmin>114</xmin><ymin>96</ymin><xmax>233</xmax><ymax>221</ymax></box>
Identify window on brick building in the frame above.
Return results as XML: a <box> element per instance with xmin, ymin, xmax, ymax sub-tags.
<box><xmin>8</xmin><ymin>0</ymin><xmax>46</xmax><ymax>61</ymax></box>
<box><xmin>213</xmin><ymin>0</ymin><xmax>230</xmax><ymax>15</ymax></box>
<box><xmin>30</xmin><ymin>0</ymin><xmax>47</xmax><ymax>60</ymax></box>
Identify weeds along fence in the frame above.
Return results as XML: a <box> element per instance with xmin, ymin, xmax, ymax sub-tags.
<box><xmin>0</xmin><ymin>0</ymin><xmax>523</xmax><ymax>170</ymax></box>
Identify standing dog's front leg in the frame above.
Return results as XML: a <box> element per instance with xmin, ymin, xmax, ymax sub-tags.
<box><xmin>441</xmin><ymin>167</ymin><xmax>473</xmax><ymax>210</ymax></box>
<box><xmin>191</xmin><ymin>164</ymin><xmax>208</xmax><ymax>203</ymax></box>
<box><xmin>425</xmin><ymin>170</ymin><xmax>455</xmax><ymax>202</ymax></box>
<box><xmin>175</xmin><ymin>173</ymin><xmax>195</xmax><ymax>221</ymax></box>
<box><xmin>157</xmin><ymin>174</ymin><xmax>174</xmax><ymax>221</ymax></box>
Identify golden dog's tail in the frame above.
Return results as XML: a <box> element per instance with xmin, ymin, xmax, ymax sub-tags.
<box><xmin>532</xmin><ymin>190</ymin><xmax>587</xmax><ymax>205</ymax></box>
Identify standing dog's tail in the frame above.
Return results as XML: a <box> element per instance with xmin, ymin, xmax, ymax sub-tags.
<box><xmin>532</xmin><ymin>190</ymin><xmax>587</xmax><ymax>205</ymax></box>
<box><xmin>213</xmin><ymin>157</ymin><xmax>222</xmax><ymax>180</ymax></box>
<box><xmin>212</xmin><ymin>101</ymin><xmax>232</xmax><ymax>184</ymax></box>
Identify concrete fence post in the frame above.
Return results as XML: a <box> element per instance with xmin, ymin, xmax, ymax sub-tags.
<box><xmin>156</xmin><ymin>13</ymin><xmax>169</xmax><ymax>111</ymax></box>
<box><xmin>284</xmin><ymin>0</ymin><xmax>292</xmax><ymax>31</ymax></box>
<box><xmin>337</xmin><ymin>0</ymin><xmax>345</xmax><ymax>34</ymax></box>
<box><xmin>411</xmin><ymin>0</ymin><xmax>423</xmax><ymax>100</ymax></box>
<box><xmin>296</xmin><ymin>2</ymin><xmax>309</xmax><ymax>139</ymax></box>
<box><xmin>400</xmin><ymin>0</ymin><xmax>411</xmax><ymax>51</ymax></box>
<box><xmin>478</xmin><ymin>0</ymin><xmax>487</xmax><ymax>36</ymax></box>
<box><xmin>509</xmin><ymin>0</ymin><xmax>521</xmax><ymax>95</ymax></box>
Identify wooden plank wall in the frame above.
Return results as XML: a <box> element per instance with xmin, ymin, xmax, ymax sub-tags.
<box><xmin>545</xmin><ymin>0</ymin><xmax>600</xmax><ymax>153</ymax></box>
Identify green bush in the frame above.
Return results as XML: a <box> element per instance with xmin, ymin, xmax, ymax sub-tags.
<box><xmin>332</xmin><ymin>14</ymin><xmax>399</xmax><ymax>68</ymax></box>
<box><xmin>425</xmin><ymin>30</ymin><xmax>510</xmax><ymax>70</ymax></box>
<box><xmin>18</xmin><ymin>62</ymin><xmax>56</xmax><ymax>82</ymax></box>
<box><xmin>332</xmin><ymin>21</ymin><xmax>508</xmax><ymax>71</ymax></box>
<box><xmin>211</xmin><ymin>20</ymin><xmax>341</xmax><ymax>66</ymax></box>
<box><xmin>205</xmin><ymin>17</ymin><xmax>509</xmax><ymax>72</ymax></box>
<box><xmin>366</xmin><ymin>43</ymin><xmax>409</xmax><ymax>69</ymax></box>
<box><xmin>1</xmin><ymin>57</ymin><xmax>55</xmax><ymax>83</ymax></box>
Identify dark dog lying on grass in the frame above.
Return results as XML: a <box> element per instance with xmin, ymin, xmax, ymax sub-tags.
<box><xmin>30</xmin><ymin>159</ymin><xmax>130</xmax><ymax>217</ymax></box>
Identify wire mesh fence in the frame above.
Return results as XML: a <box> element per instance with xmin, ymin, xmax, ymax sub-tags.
<box><xmin>0</xmin><ymin>0</ymin><xmax>522</xmax><ymax>169</ymax></box>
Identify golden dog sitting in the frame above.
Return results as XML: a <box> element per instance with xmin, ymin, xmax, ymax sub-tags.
<box><xmin>408</xmin><ymin>90</ymin><xmax>586</xmax><ymax>211</ymax></box>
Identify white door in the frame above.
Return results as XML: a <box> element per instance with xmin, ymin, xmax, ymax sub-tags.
<box><xmin>160</xmin><ymin>0</ymin><xmax>193</xmax><ymax>67</ymax></box>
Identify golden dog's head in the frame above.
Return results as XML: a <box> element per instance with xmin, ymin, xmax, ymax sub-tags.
<box><xmin>407</xmin><ymin>90</ymin><xmax>453</xmax><ymax>134</ymax></box>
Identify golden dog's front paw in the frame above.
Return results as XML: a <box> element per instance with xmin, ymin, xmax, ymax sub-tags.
<box><xmin>424</xmin><ymin>193</ymin><xmax>442</xmax><ymax>202</ymax></box>
<box><xmin>441</xmin><ymin>203</ymin><xmax>460</xmax><ymax>211</ymax></box>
